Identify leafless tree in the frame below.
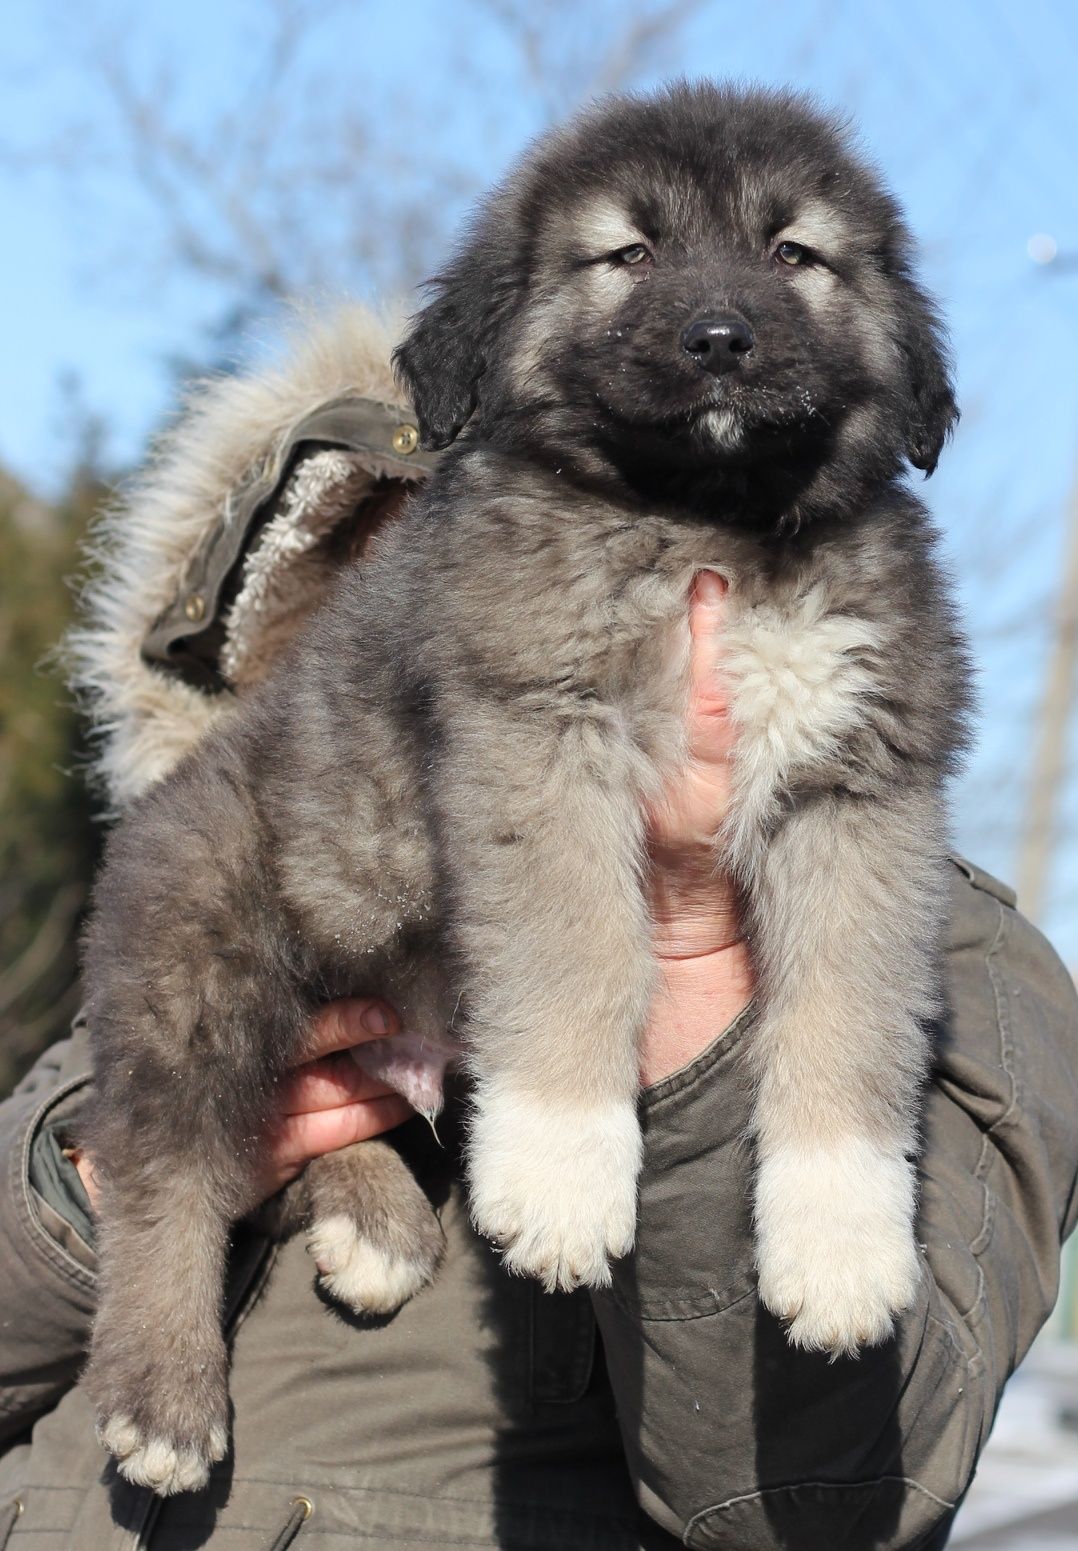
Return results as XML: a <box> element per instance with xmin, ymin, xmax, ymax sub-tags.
<box><xmin>22</xmin><ymin>0</ymin><xmax>705</xmax><ymax>350</ymax></box>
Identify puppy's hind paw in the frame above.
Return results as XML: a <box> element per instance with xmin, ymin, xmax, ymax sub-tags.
<box><xmin>308</xmin><ymin>1213</ymin><xmax>441</xmax><ymax>1315</ymax></box>
<box><xmin>99</xmin><ymin>1413</ymin><xmax>227</xmax><ymax>1496</ymax></box>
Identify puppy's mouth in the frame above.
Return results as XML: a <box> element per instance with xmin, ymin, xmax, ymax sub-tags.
<box><xmin>683</xmin><ymin>377</ymin><xmax>826</xmax><ymax>432</ymax></box>
<box><xmin>596</xmin><ymin>356</ymin><xmax>826</xmax><ymax>443</ymax></box>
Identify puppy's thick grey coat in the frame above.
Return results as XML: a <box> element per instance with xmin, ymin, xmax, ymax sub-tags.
<box><xmin>82</xmin><ymin>82</ymin><xmax>970</xmax><ymax>1494</ymax></box>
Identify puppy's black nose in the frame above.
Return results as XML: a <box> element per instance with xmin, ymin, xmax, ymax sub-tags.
<box><xmin>682</xmin><ymin>315</ymin><xmax>754</xmax><ymax>375</ymax></box>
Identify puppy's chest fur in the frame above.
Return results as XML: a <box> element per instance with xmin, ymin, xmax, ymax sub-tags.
<box><xmin>419</xmin><ymin>470</ymin><xmax>908</xmax><ymax>830</ymax></box>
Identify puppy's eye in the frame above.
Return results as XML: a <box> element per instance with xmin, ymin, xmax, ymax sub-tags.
<box><xmin>613</xmin><ymin>243</ymin><xmax>653</xmax><ymax>266</ymax></box>
<box><xmin>774</xmin><ymin>240</ymin><xmax>810</xmax><ymax>267</ymax></box>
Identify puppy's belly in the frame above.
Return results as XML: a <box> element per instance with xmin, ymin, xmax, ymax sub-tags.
<box><xmin>351</xmin><ymin>1031</ymin><xmax>458</xmax><ymax>1121</ymax></box>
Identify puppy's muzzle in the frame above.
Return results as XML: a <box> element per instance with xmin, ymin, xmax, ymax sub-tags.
<box><xmin>681</xmin><ymin>314</ymin><xmax>754</xmax><ymax>376</ymax></box>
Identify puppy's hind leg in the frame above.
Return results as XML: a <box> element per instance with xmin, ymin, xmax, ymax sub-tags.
<box><xmin>746</xmin><ymin>790</ymin><xmax>945</xmax><ymax>1356</ymax></box>
<box><xmin>306</xmin><ymin>1141</ymin><xmax>445</xmax><ymax>1315</ymax></box>
<box><xmin>306</xmin><ymin>957</ymin><xmax>453</xmax><ymax>1314</ymax></box>
<box><xmin>81</xmin><ymin>762</ymin><xmax>312</xmax><ymax>1494</ymax></box>
<box><xmin>86</xmin><ymin>1159</ymin><xmax>234</xmax><ymax>1495</ymax></box>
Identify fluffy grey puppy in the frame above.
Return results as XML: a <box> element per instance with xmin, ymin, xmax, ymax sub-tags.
<box><xmin>81</xmin><ymin>81</ymin><xmax>970</xmax><ymax>1494</ymax></box>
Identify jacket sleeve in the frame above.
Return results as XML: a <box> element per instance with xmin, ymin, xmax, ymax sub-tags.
<box><xmin>592</xmin><ymin>858</ymin><xmax>1078</xmax><ymax>1550</ymax></box>
<box><xmin>0</xmin><ymin>1027</ymin><xmax>97</xmax><ymax>1448</ymax></box>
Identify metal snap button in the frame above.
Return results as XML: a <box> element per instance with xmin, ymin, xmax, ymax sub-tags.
<box><xmin>184</xmin><ymin>593</ymin><xmax>207</xmax><ymax>623</ymax></box>
<box><xmin>392</xmin><ymin>424</ymin><xmax>419</xmax><ymax>455</ymax></box>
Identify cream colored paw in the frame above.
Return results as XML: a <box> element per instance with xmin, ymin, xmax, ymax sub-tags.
<box><xmin>755</xmin><ymin>1138</ymin><xmax>921</xmax><ymax>1357</ymax></box>
<box><xmin>307</xmin><ymin>1214</ymin><xmax>434</xmax><ymax>1314</ymax></box>
<box><xmin>469</xmin><ymin>1087</ymin><xmax>641</xmax><ymax>1292</ymax></box>
<box><xmin>99</xmin><ymin>1413</ymin><xmax>226</xmax><ymax>1495</ymax></box>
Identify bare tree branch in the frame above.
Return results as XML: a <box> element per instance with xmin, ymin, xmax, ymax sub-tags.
<box><xmin>588</xmin><ymin>0</ymin><xmax>708</xmax><ymax>99</ymax></box>
<box><xmin>16</xmin><ymin>0</ymin><xmax>708</xmax><ymax>350</ymax></box>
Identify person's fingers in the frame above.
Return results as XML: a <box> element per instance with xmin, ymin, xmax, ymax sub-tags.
<box><xmin>294</xmin><ymin>997</ymin><xmax>401</xmax><ymax>1064</ymax></box>
<box><xmin>279</xmin><ymin>1051</ymin><xmax>398</xmax><ymax>1115</ymax></box>
<box><xmin>71</xmin><ymin>1149</ymin><xmax>101</xmax><ymax>1213</ymax></box>
<box><xmin>269</xmin><ymin>1095</ymin><xmax>414</xmax><ymax>1169</ymax></box>
<box><xmin>687</xmin><ymin>570</ymin><xmax>732</xmax><ymax>750</ymax></box>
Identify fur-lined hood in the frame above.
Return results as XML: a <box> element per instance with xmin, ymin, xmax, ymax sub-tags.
<box><xmin>67</xmin><ymin>305</ymin><xmax>435</xmax><ymax>810</ymax></box>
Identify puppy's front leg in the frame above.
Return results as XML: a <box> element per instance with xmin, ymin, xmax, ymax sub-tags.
<box><xmin>747</xmin><ymin>789</ymin><xmax>946</xmax><ymax>1355</ymax></box>
<box><xmin>436</xmin><ymin>701</ymin><xmax>653</xmax><ymax>1291</ymax></box>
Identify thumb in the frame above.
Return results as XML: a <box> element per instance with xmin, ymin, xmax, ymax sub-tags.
<box><xmin>688</xmin><ymin>570</ymin><xmax>730</xmax><ymax>731</ymax></box>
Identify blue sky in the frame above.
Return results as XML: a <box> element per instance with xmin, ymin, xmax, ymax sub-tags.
<box><xmin>3</xmin><ymin>0</ymin><xmax>1078</xmax><ymax>953</ymax></box>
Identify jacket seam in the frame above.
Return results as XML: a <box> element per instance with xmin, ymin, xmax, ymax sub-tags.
<box><xmin>207</xmin><ymin>1470</ymin><xmax>638</xmax><ymax>1522</ymax></box>
<box><xmin>227</xmin><ymin>1239</ymin><xmax>279</xmax><ymax>1335</ymax></box>
<box><xmin>953</xmin><ymin>1258</ymin><xmax>988</xmax><ymax>1332</ymax></box>
<box><xmin>982</xmin><ymin>897</ymin><xmax>1019</xmax><ymax>1142</ymax></box>
<box><xmin>600</xmin><ymin>1282</ymin><xmax>756</xmax><ymax>1323</ymax></box>
<box><xmin>242</xmin><ymin>1530</ymin><xmax>593</xmax><ymax>1548</ymax></box>
<box><xmin>968</xmin><ymin>897</ymin><xmax>1011</xmax><ymax>1265</ymax></box>
<box><xmin>924</xmin><ymin>1306</ymin><xmax>977</xmax><ymax>1373</ymax></box>
<box><xmin>686</xmin><ymin>1473</ymin><xmax>956</xmax><ymax>1534</ymax></box>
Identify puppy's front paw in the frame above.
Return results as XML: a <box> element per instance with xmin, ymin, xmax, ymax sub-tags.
<box><xmin>755</xmin><ymin>1139</ymin><xmax>921</xmax><ymax>1357</ymax></box>
<box><xmin>308</xmin><ymin>1212</ymin><xmax>441</xmax><ymax>1315</ymax></box>
<box><xmin>469</xmin><ymin>1087</ymin><xmax>641</xmax><ymax>1292</ymax></box>
<box><xmin>98</xmin><ymin>1411</ymin><xmax>228</xmax><ymax>1496</ymax></box>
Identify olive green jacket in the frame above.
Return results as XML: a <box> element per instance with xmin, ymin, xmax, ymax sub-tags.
<box><xmin>2</xmin><ymin>858</ymin><xmax>1076</xmax><ymax>1551</ymax></box>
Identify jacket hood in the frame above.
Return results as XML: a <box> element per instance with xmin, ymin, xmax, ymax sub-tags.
<box><xmin>66</xmin><ymin>304</ymin><xmax>435</xmax><ymax>811</ymax></box>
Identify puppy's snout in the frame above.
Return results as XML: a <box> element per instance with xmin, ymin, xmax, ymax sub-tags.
<box><xmin>681</xmin><ymin>315</ymin><xmax>754</xmax><ymax>375</ymax></box>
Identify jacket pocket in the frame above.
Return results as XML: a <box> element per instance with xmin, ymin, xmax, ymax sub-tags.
<box><xmin>529</xmin><ymin>1284</ymin><xmax>596</xmax><ymax>1405</ymax></box>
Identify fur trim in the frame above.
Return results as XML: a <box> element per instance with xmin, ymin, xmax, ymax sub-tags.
<box><xmin>219</xmin><ymin>449</ymin><xmax>372</xmax><ymax>687</ymax></box>
<box><xmin>65</xmin><ymin>304</ymin><xmax>411</xmax><ymax>810</ymax></box>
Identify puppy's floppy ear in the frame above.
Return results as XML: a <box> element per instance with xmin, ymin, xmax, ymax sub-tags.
<box><xmin>393</xmin><ymin>246</ymin><xmax>518</xmax><ymax>451</ymax></box>
<box><xmin>899</xmin><ymin>282</ymin><xmax>959</xmax><ymax>476</ymax></box>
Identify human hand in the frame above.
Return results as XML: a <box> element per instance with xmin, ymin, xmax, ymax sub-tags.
<box><xmin>642</xmin><ymin>571</ymin><xmax>754</xmax><ymax>1084</ymax></box>
<box><xmin>72</xmin><ymin>997</ymin><xmax>411</xmax><ymax>1211</ymax></box>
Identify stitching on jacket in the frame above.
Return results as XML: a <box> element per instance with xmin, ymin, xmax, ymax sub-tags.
<box><xmin>686</xmin><ymin>1474</ymin><xmax>956</xmax><ymax>1535</ymax></box>
<box><xmin>968</xmin><ymin>897</ymin><xmax>1010</xmax><ymax>1238</ymax></box>
<box><xmin>967</xmin><ymin>1185</ymin><xmax>995</xmax><ymax>1261</ymax></box>
<box><xmin>924</xmin><ymin>1308</ymin><xmax>975</xmax><ymax>1372</ymax></box>
<box><xmin>209</xmin><ymin>1471</ymin><xmax>638</xmax><ymax>1522</ymax></box>
<box><xmin>983</xmin><ymin>898</ymin><xmax>1020</xmax><ymax>1141</ymax></box>
<box><xmin>600</xmin><ymin>1280</ymin><xmax>756</xmax><ymax>1323</ymax></box>
<box><xmin>953</xmin><ymin>1256</ymin><xmax>987</xmax><ymax>1329</ymax></box>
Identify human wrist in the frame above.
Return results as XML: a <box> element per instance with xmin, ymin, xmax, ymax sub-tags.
<box><xmin>644</xmin><ymin>860</ymin><xmax>754</xmax><ymax>1087</ymax></box>
<box><xmin>648</xmin><ymin>844</ymin><xmax>745</xmax><ymax>959</ymax></box>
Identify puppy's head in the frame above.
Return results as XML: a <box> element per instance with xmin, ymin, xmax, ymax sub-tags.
<box><xmin>394</xmin><ymin>83</ymin><xmax>957</xmax><ymax>515</ymax></box>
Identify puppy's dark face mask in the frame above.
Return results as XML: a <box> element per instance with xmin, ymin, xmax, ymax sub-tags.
<box><xmin>394</xmin><ymin>85</ymin><xmax>958</xmax><ymax>517</ymax></box>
